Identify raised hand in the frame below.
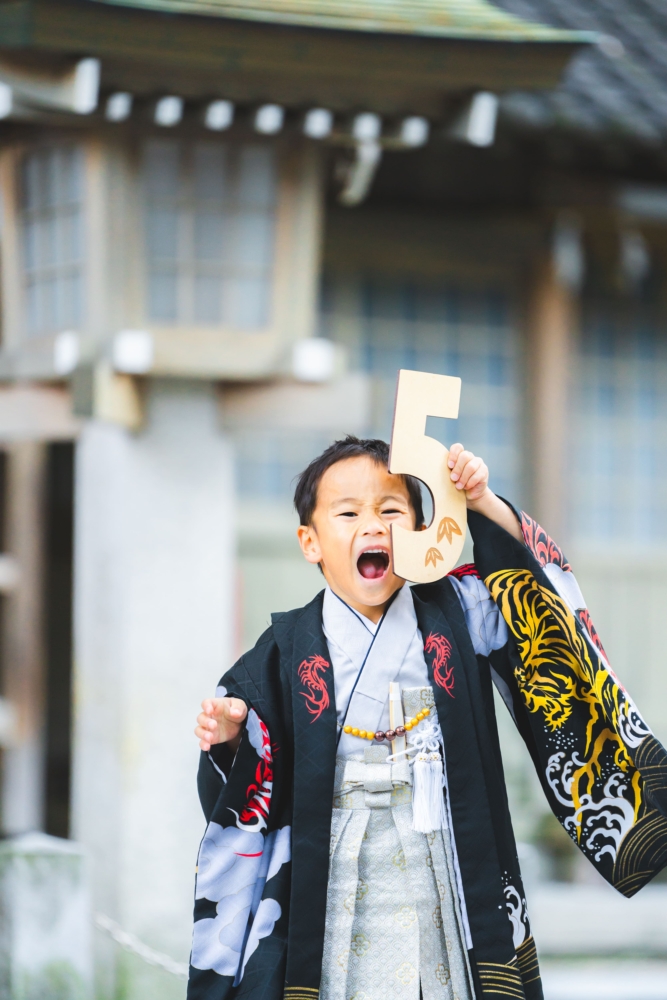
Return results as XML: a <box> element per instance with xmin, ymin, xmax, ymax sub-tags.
<box><xmin>447</xmin><ymin>443</ymin><xmax>522</xmax><ymax>541</ymax></box>
<box><xmin>195</xmin><ymin>697</ymin><xmax>248</xmax><ymax>753</ymax></box>
<box><xmin>447</xmin><ymin>443</ymin><xmax>489</xmax><ymax>503</ymax></box>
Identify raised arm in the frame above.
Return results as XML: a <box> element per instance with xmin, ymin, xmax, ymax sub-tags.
<box><xmin>447</xmin><ymin>442</ymin><xmax>522</xmax><ymax>542</ymax></box>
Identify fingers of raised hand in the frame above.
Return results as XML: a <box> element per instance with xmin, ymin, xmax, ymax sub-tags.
<box><xmin>222</xmin><ymin>698</ymin><xmax>247</xmax><ymax>723</ymax></box>
<box><xmin>455</xmin><ymin>455</ymin><xmax>483</xmax><ymax>490</ymax></box>
<box><xmin>196</xmin><ymin>732</ymin><xmax>212</xmax><ymax>751</ymax></box>
<box><xmin>447</xmin><ymin>443</ymin><xmax>464</xmax><ymax>470</ymax></box>
<box><xmin>195</xmin><ymin>698</ymin><xmax>246</xmax><ymax>750</ymax></box>
<box><xmin>450</xmin><ymin>449</ymin><xmax>475</xmax><ymax>485</ymax></box>
<box><xmin>197</xmin><ymin>711</ymin><xmax>217</xmax><ymax>733</ymax></box>
<box><xmin>195</xmin><ymin>718</ymin><xmax>214</xmax><ymax>751</ymax></box>
<box><xmin>464</xmin><ymin>463</ymin><xmax>489</xmax><ymax>500</ymax></box>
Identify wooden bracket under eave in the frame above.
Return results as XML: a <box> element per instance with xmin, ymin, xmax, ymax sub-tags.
<box><xmin>70</xmin><ymin>363</ymin><xmax>144</xmax><ymax>432</ymax></box>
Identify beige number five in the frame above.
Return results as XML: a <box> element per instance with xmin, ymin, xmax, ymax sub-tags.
<box><xmin>388</xmin><ymin>369</ymin><xmax>467</xmax><ymax>583</ymax></box>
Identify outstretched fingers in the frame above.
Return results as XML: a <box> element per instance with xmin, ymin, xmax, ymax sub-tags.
<box><xmin>195</xmin><ymin>696</ymin><xmax>247</xmax><ymax>751</ymax></box>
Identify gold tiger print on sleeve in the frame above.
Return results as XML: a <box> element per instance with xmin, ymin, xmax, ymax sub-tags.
<box><xmin>484</xmin><ymin>567</ymin><xmax>667</xmax><ymax>893</ymax></box>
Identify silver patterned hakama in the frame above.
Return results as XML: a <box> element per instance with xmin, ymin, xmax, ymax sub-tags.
<box><xmin>320</xmin><ymin>690</ymin><xmax>474</xmax><ymax>1000</ymax></box>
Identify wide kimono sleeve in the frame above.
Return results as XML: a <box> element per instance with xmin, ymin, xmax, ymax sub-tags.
<box><xmin>465</xmin><ymin>507</ymin><xmax>667</xmax><ymax>897</ymax></box>
<box><xmin>188</xmin><ymin>629</ymin><xmax>293</xmax><ymax>1000</ymax></box>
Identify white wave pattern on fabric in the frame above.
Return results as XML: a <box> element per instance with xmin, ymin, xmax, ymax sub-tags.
<box><xmin>545</xmin><ymin>751</ymin><xmax>579</xmax><ymax>808</ymax></box>
<box><xmin>503</xmin><ymin>884</ymin><xmax>528</xmax><ymax>949</ymax></box>
<box><xmin>546</xmin><ymin>752</ymin><xmax>635</xmax><ymax>862</ymax></box>
<box><xmin>617</xmin><ymin>699</ymin><xmax>652</xmax><ymax>749</ymax></box>
<box><xmin>447</xmin><ymin>574</ymin><xmax>508</xmax><ymax>657</ymax></box>
<box><xmin>571</xmin><ymin>774</ymin><xmax>636</xmax><ymax>862</ymax></box>
<box><xmin>191</xmin><ymin>823</ymin><xmax>291</xmax><ymax>978</ymax></box>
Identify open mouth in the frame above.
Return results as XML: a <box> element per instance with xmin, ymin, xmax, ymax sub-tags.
<box><xmin>357</xmin><ymin>548</ymin><xmax>390</xmax><ymax>580</ymax></box>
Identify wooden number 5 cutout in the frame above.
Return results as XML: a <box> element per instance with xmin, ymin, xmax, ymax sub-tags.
<box><xmin>388</xmin><ymin>370</ymin><xmax>467</xmax><ymax>583</ymax></box>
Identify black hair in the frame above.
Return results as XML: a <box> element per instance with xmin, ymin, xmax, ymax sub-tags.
<box><xmin>294</xmin><ymin>435</ymin><xmax>425</xmax><ymax>528</ymax></box>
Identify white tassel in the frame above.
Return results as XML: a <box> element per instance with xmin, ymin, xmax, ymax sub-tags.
<box><xmin>411</xmin><ymin>751</ymin><xmax>447</xmax><ymax>833</ymax></box>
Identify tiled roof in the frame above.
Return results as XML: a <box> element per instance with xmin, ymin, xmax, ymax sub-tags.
<box><xmin>88</xmin><ymin>0</ymin><xmax>591</xmax><ymax>42</ymax></box>
<box><xmin>493</xmin><ymin>0</ymin><xmax>667</xmax><ymax>144</ymax></box>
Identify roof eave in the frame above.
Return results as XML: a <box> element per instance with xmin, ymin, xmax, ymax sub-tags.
<box><xmin>85</xmin><ymin>0</ymin><xmax>596</xmax><ymax>46</ymax></box>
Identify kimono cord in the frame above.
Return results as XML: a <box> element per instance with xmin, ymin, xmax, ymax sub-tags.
<box><xmin>334</xmin><ymin>588</ymin><xmax>400</xmax><ymax>748</ymax></box>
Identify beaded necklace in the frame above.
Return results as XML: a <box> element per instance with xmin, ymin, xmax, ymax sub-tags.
<box><xmin>339</xmin><ymin>705</ymin><xmax>432</xmax><ymax>744</ymax></box>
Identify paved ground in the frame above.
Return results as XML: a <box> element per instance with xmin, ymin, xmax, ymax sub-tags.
<box><xmin>540</xmin><ymin>960</ymin><xmax>667</xmax><ymax>1000</ymax></box>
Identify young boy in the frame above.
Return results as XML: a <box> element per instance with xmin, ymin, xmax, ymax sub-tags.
<box><xmin>190</xmin><ymin>437</ymin><xmax>667</xmax><ymax>1000</ymax></box>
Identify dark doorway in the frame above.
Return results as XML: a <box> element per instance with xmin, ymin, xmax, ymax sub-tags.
<box><xmin>44</xmin><ymin>442</ymin><xmax>74</xmax><ymax>839</ymax></box>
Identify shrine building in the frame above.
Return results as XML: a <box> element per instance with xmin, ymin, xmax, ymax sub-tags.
<box><xmin>0</xmin><ymin>0</ymin><xmax>664</xmax><ymax>996</ymax></box>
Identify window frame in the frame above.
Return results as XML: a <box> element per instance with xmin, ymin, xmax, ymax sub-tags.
<box><xmin>128</xmin><ymin>135</ymin><xmax>323</xmax><ymax>379</ymax></box>
<box><xmin>0</xmin><ymin>133</ymin><xmax>324</xmax><ymax>382</ymax></box>
<box><xmin>18</xmin><ymin>143</ymin><xmax>86</xmax><ymax>341</ymax></box>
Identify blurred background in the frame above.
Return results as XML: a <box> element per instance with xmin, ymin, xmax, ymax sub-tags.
<box><xmin>0</xmin><ymin>0</ymin><xmax>665</xmax><ymax>997</ymax></box>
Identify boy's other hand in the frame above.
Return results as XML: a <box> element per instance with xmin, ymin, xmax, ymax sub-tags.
<box><xmin>447</xmin><ymin>443</ymin><xmax>489</xmax><ymax>503</ymax></box>
<box><xmin>195</xmin><ymin>697</ymin><xmax>247</xmax><ymax>752</ymax></box>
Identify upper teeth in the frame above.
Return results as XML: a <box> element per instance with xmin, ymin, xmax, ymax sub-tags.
<box><xmin>363</xmin><ymin>549</ymin><xmax>386</xmax><ymax>555</ymax></box>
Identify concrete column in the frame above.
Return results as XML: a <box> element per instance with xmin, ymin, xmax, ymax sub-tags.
<box><xmin>526</xmin><ymin>231</ymin><xmax>579</xmax><ymax>542</ymax></box>
<box><xmin>71</xmin><ymin>380</ymin><xmax>235</xmax><ymax>1000</ymax></box>
<box><xmin>2</xmin><ymin>441</ymin><xmax>47</xmax><ymax>835</ymax></box>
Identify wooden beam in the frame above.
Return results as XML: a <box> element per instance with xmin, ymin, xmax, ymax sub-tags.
<box><xmin>2</xmin><ymin>441</ymin><xmax>47</xmax><ymax>834</ymax></box>
<box><xmin>0</xmin><ymin>386</ymin><xmax>80</xmax><ymax>442</ymax></box>
<box><xmin>526</xmin><ymin>244</ymin><xmax>578</xmax><ymax>543</ymax></box>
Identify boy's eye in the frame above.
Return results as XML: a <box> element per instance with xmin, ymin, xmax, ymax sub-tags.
<box><xmin>382</xmin><ymin>508</ymin><xmax>402</xmax><ymax>515</ymax></box>
<box><xmin>339</xmin><ymin>511</ymin><xmax>357</xmax><ymax>518</ymax></box>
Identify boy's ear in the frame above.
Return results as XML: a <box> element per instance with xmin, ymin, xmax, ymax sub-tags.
<box><xmin>297</xmin><ymin>523</ymin><xmax>323</xmax><ymax>565</ymax></box>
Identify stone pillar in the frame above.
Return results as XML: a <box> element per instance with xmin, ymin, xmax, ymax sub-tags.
<box><xmin>526</xmin><ymin>224</ymin><xmax>580</xmax><ymax>542</ymax></box>
<box><xmin>2</xmin><ymin>442</ymin><xmax>47</xmax><ymax>835</ymax></box>
<box><xmin>71</xmin><ymin>381</ymin><xmax>235</xmax><ymax>999</ymax></box>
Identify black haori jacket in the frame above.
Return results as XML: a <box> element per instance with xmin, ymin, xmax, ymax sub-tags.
<box><xmin>188</xmin><ymin>510</ymin><xmax>667</xmax><ymax>1000</ymax></box>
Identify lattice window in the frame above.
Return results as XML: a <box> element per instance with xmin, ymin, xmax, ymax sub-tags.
<box><xmin>573</xmin><ymin>289</ymin><xmax>667</xmax><ymax>544</ymax></box>
<box><xmin>20</xmin><ymin>146</ymin><xmax>84</xmax><ymax>337</ymax></box>
<box><xmin>235</xmin><ymin>429</ymin><xmax>338</xmax><ymax>500</ymax></box>
<box><xmin>144</xmin><ymin>140</ymin><xmax>277</xmax><ymax>329</ymax></box>
<box><xmin>322</xmin><ymin>275</ymin><xmax>521</xmax><ymax>503</ymax></box>
<box><xmin>234</xmin><ymin>274</ymin><xmax>521</xmax><ymax>503</ymax></box>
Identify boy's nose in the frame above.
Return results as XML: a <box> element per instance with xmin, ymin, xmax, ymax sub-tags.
<box><xmin>361</xmin><ymin>512</ymin><xmax>388</xmax><ymax>534</ymax></box>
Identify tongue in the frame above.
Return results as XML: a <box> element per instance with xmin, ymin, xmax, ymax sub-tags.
<box><xmin>357</xmin><ymin>554</ymin><xmax>387</xmax><ymax>580</ymax></box>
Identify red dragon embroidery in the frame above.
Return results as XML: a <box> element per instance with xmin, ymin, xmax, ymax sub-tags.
<box><xmin>236</xmin><ymin>713</ymin><xmax>273</xmax><ymax>831</ymax></box>
<box><xmin>520</xmin><ymin>511</ymin><xmax>571</xmax><ymax>572</ymax></box>
<box><xmin>424</xmin><ymin>632</ymin><xmax>454</xmax><ymax>696</ymax></box>
<box><xmin>297</xmin><ymin>654</ymin><xmax>331</xmax><ymax>723</ymax></box>
<box><xmin>448</xmin><ymin>563</ymin><xmax>481</xmax><ymax>580</ymax></box>
<box><xmin>238</xmin><ymin>758</ymin><xmax>273</xmax><ymax>829</ymax></box>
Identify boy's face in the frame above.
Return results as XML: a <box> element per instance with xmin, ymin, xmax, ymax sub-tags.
<box><xmin>297</xmin><ymin>456</ymin><xmax>417</xmax><ymax>620</ymax></box>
